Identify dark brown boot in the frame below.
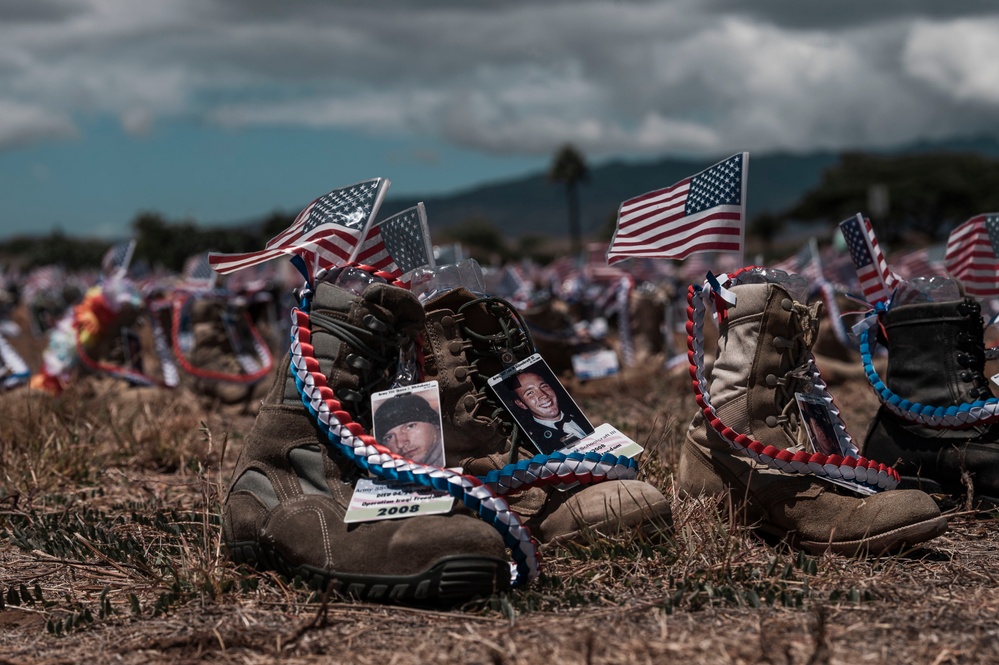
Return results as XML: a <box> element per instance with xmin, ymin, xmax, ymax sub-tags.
<box><xmin>223</xmin><ymin>269</ymin><xmax>510</xmax><ymax>603</ymax></box>
<box><xmin>861</xmin><ymin>297</ymin><xmax>999</xmax><ymax>504</ymax></box>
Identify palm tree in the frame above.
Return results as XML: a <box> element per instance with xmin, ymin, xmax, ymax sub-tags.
<box><xmin>547</xmin><ymin>144</ymin><xmax>589</xmax><ymax>260</ymax></box>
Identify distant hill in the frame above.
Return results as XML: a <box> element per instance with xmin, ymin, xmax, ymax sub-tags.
<box><xmin>375</xmin><ymin>135</ymin><xmax>999</xmax><ymax>239</ymax></box>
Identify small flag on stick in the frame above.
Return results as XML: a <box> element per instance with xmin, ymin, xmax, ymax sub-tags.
<box><xmin>102</xmin><ymin>239</ymin><xmax>136</xmax><ymax>279</ymax></box>
<box><xmin>350</xmin><ymin>203</ymin><xmax>435</xmax><ymax>281</ymax></box>
<box><xmin>208</xmin><ymin>178</ymin><xmax>390</xmax><ymax>279</ymax></box>
<box><xmin>839</xmin><ymin>213</ymin><xmax>901</xmax><ymax>305</ymax></box>
<box><xmin>607</xmin><ymin>153</ymin><xmax>747</xmax><ymax>265</ymax></box>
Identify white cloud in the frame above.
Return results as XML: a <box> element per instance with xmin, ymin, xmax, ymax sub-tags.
<box><xmin>904</xmin><ymin>18</ymin><xmax>999</xmax><ymax>104</ymax></box>
<box><xmin>0</xmin><ymin>99</ymin><xmax>76</xmax><ymax>149</ymax></box>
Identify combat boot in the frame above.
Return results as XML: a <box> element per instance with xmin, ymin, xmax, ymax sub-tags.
<box><xmin>172</xmin><ymin>293</ymin><xmax>272</xmax><ymax>403</ymax></box>
<box><xmin>679</xmin><ymin>271</ymin><xmax>946</xmax><ymax>555</ymax></box>
<box><xmin>421</xmin><ymin>287</ymin><xmax>671</xmax><ymax>545</ymax></box>
<box><xmin>223</xmin><ymin>269</ymin><xmax>509</xmax><ymax>603</ymax></box>
<box><xmin>862</xmin><ymin>297</ymin><xmax>999</xmax><ymax>504</ymax></box>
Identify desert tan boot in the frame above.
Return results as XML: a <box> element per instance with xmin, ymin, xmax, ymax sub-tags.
<box><xmin>678</xmin><ymin>275</ymin><xmax>946</xmax><ymax>555</ymax></box>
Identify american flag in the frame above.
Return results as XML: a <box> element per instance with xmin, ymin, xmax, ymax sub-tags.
<box><xmin>606</xmin><ymin>153</ymin><xmax>747</xmax><ymax>265</ymax></box>
<box><xmin>350</xmin><ymin>203</ymin><xmax>434</xmax><ymax>280</ymax></box>
<box><xmin>182</xmin><ymin>252</ymin><xmax>218</xmax><ymax>290</ymax></box>
<box><xmin>102</xmin><ymin>239</ymin><xmax>135</xmax><ymax>279</ymax></box>
<box><xmin>208</xmin><ymin>178</ymin><xmax>389</xmax><ymax>277</ymax></box>
<box><xmin>839</xmin><ymin>214</ymin><xmax>901</xmax><ymax>304</ymax></box>
<box><xmin>945</xmin><ymin>213</ymin><xmax>999</xmax><ymax>298</ymax></box>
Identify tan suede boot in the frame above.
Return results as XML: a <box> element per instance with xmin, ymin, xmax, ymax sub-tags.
<box><xmin>679</xmin><ymin>275</ymin><xmax>946</xmax><ymax>555</ymax></box>
<box><xmin>223</xmin><ymin>270</ymin><xmax>509</xmax><ymax>603</ymax></box>
<box><xmin>421</xmin><ymin>287</ymin><xmax>672</xmax><ymax>545</ymax></box>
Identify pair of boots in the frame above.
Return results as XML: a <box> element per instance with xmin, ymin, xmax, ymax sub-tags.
<box><xmin>678</xmin><ymin>270</ymin><xmax>947</xmax><ymax>554</ymax></box>
<box><xmin>727</xmin><ymin>277</ymin><xmax>999</xmax><ymax>509</ymax></box>
<box><xmin>222</xmin><ymin>267</ymin><xmax>671</xmax><ymax>604</ymax></box>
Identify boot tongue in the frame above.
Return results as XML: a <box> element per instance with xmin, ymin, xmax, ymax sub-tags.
<box><xmin>712</xmin><ymin>282</ymin><xmax>818</xmax><ymax>453</ymax></box>
<box><xmin>362</xmin><ymin>282</ymin><xmax>425</xmax><ymax>332</ymax></box>
<box><xmin>423</xmin><ymin>286</ymin><xmax>477</xmax><ymax>314</ymax></box>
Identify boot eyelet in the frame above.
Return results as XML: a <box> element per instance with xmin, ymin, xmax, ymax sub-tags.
<box><xmin>441</xmin><ymin>315</ymin><xmax>455</xmax><ymax>328</ymax></box>
<box><xmin>338</xmin><ymin>389</ymin><xmax>362</xmax><ymax>403</ymax></box>
<box><xmin>772</xmin><ymin>336</ymin><xmax>786</xmax><ymax>347</ymax></box>
<box><xmin>448</xmin><ymin>340</ymin><xmax>463</xmax><ymax>355</ymax></box>
<box><xmin>960</xmin><ymin>372</ymin><xmax>973</xmax><ymax>382</ymax></box>
<box><xmin>461</xmin><ymin>394</ymin><xmax>477</xmax><ymax>410</ymax></box>
<box><xmin>765</xmin><ymin>374</ymin><xmax>779</xmax><ymax>387</ymax></box>
<box><xmin>765</xmin><ymin>415</ymin><xmax>779</xmax><ymax>427</ymax></box>
<box><xmin>803</xmin><ymin>382</ymin><xmax>814</xmax><ymax>393</ymax></box>
<box><xmin>781</xmin><ymin>298</ymin><xmax>793</xmax><ymax>311</ymax></box>
<box><xmin>454</xmin><ymin>367</ymin><xmax>469</xmax><ymax>381</ymax></box>
<box><xmin>345</xmin><ymin>354</ymin><xmax>372</xmax><ymax>370</ymax></box>
<box><xmin>362</xmin><ymin>314</ymin><xmax>388</xmax><ymax>332</ymax></box>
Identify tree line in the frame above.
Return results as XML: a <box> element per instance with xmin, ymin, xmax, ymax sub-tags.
<box><xmin>4</xmin><ymin>149</ymin><xmax>999</xmax><ymax>272</ymax></box>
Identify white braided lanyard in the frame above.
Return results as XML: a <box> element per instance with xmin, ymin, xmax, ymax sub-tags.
<box><xmin>687</xmin><ymin>267</ymin><xmax>899</xmax><ymax>491</ymax></box>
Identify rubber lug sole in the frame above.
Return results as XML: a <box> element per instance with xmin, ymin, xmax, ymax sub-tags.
<box><xmin>227</xmin><ymin>541</ymin><xmax>509</xmax><ymax>605</ymax></box>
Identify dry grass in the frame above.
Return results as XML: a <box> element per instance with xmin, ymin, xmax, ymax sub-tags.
<box><xmin>1</xmin><ymin>360</ymin><xmax>998</xmax><ymax>665</ymax></box>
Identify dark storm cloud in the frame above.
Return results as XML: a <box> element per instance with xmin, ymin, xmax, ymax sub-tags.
<box><xmin>704</xmin><ymin>0</ymin><xmax>999</xmax><ymax>29</ymax></box>
<box><xmin>2</xmin><ymin>0</ymin><xmax>999</xmax><ymax>158</ymax></box>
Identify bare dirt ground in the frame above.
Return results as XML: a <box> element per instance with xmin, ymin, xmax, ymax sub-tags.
<box><xmin>2</xmin><ymin>355</ymin><xmax>998</xmax><ymax>665</ymax></box>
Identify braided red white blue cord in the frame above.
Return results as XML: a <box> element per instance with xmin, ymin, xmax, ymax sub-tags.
<box><xmin>859</xmin><ymin>312</ymin><xmax>999</xmax><ymax>428</ymax></box>
<box><xmin>288</xmin><ymin>267</ymin><xmax>539</xmax><ymax>586</ymax></box>
<box><xmin>687</xmin><ymin>267</ymin><xmax>899</xmax><ymax>491</ymax></box>
<box><xmin>292</xmin><ymin>263</ymin><xmax>649</xmax><ymax>585</ymax></box>
<box><xmin>479</xmin><ymin>450</ymin><xmax>638</xmax><ymax>496</ymax></box>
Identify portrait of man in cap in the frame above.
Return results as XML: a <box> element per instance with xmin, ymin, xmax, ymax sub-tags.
<box><xmin>372</xmin><ymin>391</ymin><xmax>445</xmax><ymax>467</ymax></box>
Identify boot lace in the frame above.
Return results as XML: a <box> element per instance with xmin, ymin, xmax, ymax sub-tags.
<box><xmin>956</xmin><ymin>299</ymin><xmax>992</xmax><ymax>400</ymax></box>
<box><xmin>308</xmin><ymin>308</ymin><xmax>408</xmax><ymax>427</ymax></box>
<box><xmin>767</xmin><ymin>302</ymin><xmax>820</xmax><ymax>439</ymax></box>
<box><xmin>456</xmin><ymin>296</ymin><xmax>537</xmax><ymax>464</ymax></box>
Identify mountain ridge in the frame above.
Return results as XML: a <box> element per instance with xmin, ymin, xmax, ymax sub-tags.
<box><xmin>374</xmin><ymin>135</ymin><xmax>999</xmax><ymax>240</ymax></box>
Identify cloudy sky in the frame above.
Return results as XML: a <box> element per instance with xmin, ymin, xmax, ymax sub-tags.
<box><xmin>2</xmin><ymin>0</ymin><xmax>998</xmax><ymax>239</ymax></box>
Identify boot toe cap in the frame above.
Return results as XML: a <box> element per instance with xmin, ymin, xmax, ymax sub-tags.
<box><xmin>533</xmin><ymin>479</ymin><xmax>672</xmax><ymax>545</ymax></box>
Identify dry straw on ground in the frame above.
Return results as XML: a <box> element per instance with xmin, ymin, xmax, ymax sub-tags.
<box><xmin>1</xmin><ymin>362</ymin><xmax>997</xmax><ymax>665</ymax></box>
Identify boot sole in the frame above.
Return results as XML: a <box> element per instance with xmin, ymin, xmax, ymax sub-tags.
<box><xmin>784</xmin><ymin>514</ymin><xmax>949</xmax><ymax>557</ymax></box>
<box><xmin>227</xmin><ymin>541</ymin><xmax>510</xmax><ymax>604</ymax></box>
